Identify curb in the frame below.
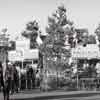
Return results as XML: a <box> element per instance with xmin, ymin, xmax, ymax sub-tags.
<box><xmin>10</xmin><ymin>91</ymin><xmax>100</xmax><ymax>100</ymax></box>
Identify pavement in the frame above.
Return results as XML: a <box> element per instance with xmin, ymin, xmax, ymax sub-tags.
<box><xmin>1</xmin><ymin>90</ymin><xmax>100</xmax><ymax>100</ymax></box>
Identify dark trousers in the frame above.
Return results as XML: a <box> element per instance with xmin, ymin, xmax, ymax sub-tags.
<box><xmin>8</xmin><ymin>78</ymin><xmax>14</xmax><ymax>94</ymax></box>
<box><xmin>27</xmin><ymin>78</ymin><xmax>31</xmax><ymax>89</ymax></box>
<box><xmin>32</xmin><ymin>78</ymin><xmax>35</xmax><ymax>88</ymax></box>
<box><xmin>3</xmin><ymin>86</ymin><xmax>9</xmax><ymax>100</ymax></box>
<box><xmin>3</xmin><ymin>80</ymin><xmax>10</xmax><ymax>100</ymax></box>
<box><xmin>21</xmin><ymin>76</ymin><xmax>26</xmax><ymax>90</ymax></box>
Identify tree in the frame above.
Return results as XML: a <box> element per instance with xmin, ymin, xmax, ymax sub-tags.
<box><xmin>9</xmin><ymin>41</ymin><xmax>16</xmax><ymax>50</ymax></box>
<box><xmin>22</xmin><ymin>20</ymin><xmax>40</xmax><ymax>49</ymax></box>
<box><xmin>95</xmin><ymin>24</ymin><xmax>100</xmax><ymax>43</ymax></box>
<box><xmin>87</xmin><ymin>35</ymin><xmax>96</xmax><ymax>44</ymax></box>
<box><xmin>41</xmin><ymin>4</ymin><xmax>75</xmax><ymax>73</ymax></box>
<box><xmin>75</xmin><ymin>28</ymin><xmax>89</xmax><ymax>46</ymax></box>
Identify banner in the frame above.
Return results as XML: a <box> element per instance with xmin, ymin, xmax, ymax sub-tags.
<box><xmin>71</xmin><ymin>44</ymin><xmax>100</xmax><ymax>59</ymax></box>
<box><xmin>8</xmin><ymin>49</ymin><xmax>39</xmax><ymax>61</ymax></box>
<box><xmin>16</xmin><ymin>39</ymin><xmax>30</xmax><ymax>50</ymax></box>
<box><xmin>8</xmin><ymin>50</ymin><xmax>24</xmax><ymax>61</ymax></box>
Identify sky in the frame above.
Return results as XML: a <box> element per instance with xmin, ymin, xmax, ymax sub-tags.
<box><xmin>0</xmin><ymin>0</ymin><xmax>100</xmax><ymax>39</ymax></box>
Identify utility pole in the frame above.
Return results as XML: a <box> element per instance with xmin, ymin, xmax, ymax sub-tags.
<box><xmin>76</xmin><ymin>59</ymin><xmax>79</xmax><ymax>89</ymax></box>
<box><xmin>42</xmin><ymin>53</ymin><xmax>48</xmax><ymax>91</ymax></box>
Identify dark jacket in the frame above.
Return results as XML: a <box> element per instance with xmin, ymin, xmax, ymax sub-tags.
<box><xmin>0</xmin><ymin>66</ymin><xmax>4</xmax><ymax>87</ymax></box>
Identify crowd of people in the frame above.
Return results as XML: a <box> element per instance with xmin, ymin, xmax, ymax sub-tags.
<box><xmin>0</xmin><ymin>61</ymin><xmax>42</xmax><ymax>100</ymax></box>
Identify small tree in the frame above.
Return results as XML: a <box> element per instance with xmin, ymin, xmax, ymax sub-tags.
<box><xmin>95</xmin><ymin>24</ymin><xmax>100</xmax><ymax>45</ymax></box>
<box><xmin>75</xmin><ymin>28</ymin><xmax>89</xmax><ymax>46</ymax></box>
<box><xmin>22</xmin><ymin>20</ymin><xmax>40</xmax><ymax>49</ymax></box>
<box><xmin>87</xmin><ymin>35</ymin><xmax>96</xmax><ymax>44</ymax></box>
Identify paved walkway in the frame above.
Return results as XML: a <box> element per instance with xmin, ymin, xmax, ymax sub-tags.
<box><xmin>10</xmin><ymin>90</ymin><xmax>100</xmax><ymax>100</ymax></box>
<box><xmin>0</xmin><ymin>90</ymin><xmax>100</xmax><ymax>100</ymax></box>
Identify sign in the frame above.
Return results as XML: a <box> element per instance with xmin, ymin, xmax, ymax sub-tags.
<box><xmin>8</xmin><ymin>49</ymin><xmax>39</xmax><ymax>61</ymax></box>
<box><xmin>71</xmin><ymin>44</ymin><xmax>100</xmax><ymax>59</ymax></box>
<box><xmin>24</xmin><ymin>49</ymin><xmax>39</xmax><ymax>60</ymax></box>
<box><xmin>16</xmin><ymin>39</ymin><xmax>30</xmax><ymax>50</ymax></box>
<box><xmin>8</xmin><ymin>50</ymin><xmax>24</xmax><ymax>61</ymax></box>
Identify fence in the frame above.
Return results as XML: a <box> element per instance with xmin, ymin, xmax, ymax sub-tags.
<box><xmin>1</xmin><ymin>77</ymin><xmax>100</xmax><ymax>92</ymax></box>
<box><xmin>0</xmin><ymin>77</ymin><xmax>41</xmax><ymax>92</ymax></box>
<box><xmin>78</xmin><ymin>78</ymin><xmax>100</xmax><ymax>90</ymax></box>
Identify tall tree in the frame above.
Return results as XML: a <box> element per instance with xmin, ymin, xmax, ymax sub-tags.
<box><xmin>40</xmin><ymin>4</ymin><xmax>75</xmax><ymax>72</ymax></box>
<box><xmin>22</xmin><ymin>20</ymin><xmax>39</xmax><ymax>49</ymax></box>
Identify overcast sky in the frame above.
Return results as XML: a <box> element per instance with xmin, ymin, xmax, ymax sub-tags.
<box><xmin>0</xmin><ymin>0</ymin><xmax>100</xmax><ymax>39</ymax></box>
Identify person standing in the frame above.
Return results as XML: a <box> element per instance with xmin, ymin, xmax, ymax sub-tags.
<box><xmin>16</xmin><ymin>65</ymin><xmax>21</xmax><ymax>91</ymax></box>
<box><xmin>7</xmin><ymin>62</ymin><xmax>14</xmax><ymax>94</ymax></box>
<box><xmin>13</xmin><ymin>64</ymin><xmax>19</xmax><ymax>93</ymax></box>
<box><xmin>27</xmin><ymin>66</ymin><xmax>32</xmax><ymax>89</ymax></box>
<box><xmin>0</xmin><ymin>62</ymin><xmax>10</xmax><ymax>100</ymax></box>
<box><xmin>0</xmin><ymin>62</ymin><xmax>5</xmax><ymax>100</ymax></box>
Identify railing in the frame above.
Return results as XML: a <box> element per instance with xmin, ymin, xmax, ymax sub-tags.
<box><xmin>1</xmin><ymin>77</ymin><xmax>100</xmax><ymax>92</ymax></box>
<box><xmin>0</xmin><ymin>77</ymin><xmax>41</xmax><ymax>92</ymax></box>
<box><xmin>78</xmin><ymin>78</ymin><xmax>100</xmax><ymax>90</ymax></box>
<box><xmin>19</xmin><ymin>77</ymin><xmax>40</xmax><ymax>90</ymax></box>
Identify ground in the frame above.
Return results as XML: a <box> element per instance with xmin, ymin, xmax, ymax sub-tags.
<box><xmin>0</xmin><ymin>90</ymin><xmax>100</xmax><ymax>100</ymax></box>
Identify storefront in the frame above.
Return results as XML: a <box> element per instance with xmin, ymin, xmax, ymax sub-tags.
<box><xmin>71</xmin><ymin>44</ymin><xmax>100</xmax><ymax>90</ymax></box>
<box><xmin>8</xmin><ymin>37</ymin><xmax>39</xmax><ymax>69</ymax></box>
<box><xmin>8</xmin><ymin>49</ymin><xmax>39</xmax><ymax>69</ymax></box>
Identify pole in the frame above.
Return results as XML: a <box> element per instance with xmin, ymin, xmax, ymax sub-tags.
<box><xmin>77</xmin><ymin>59</ymin><xmax>79</xmax><ymax>89</ymax></box>
<box><xmin>77</xmin><ymin>71</ymin><xmax>79</xmax><ymax>89</ymax></box>
<box><xmin>43</xmin><ymin>54</ymin><xmax>48</xmax><ymax>91</ymax></box>
<box><xmin>22</xmin><ymin>60</ymin><xmax>23</xmax><ymax>69</ymax></box>
<box><xmin>32</xmin><ymin>60</ymin><xmax>33</xmax><ymax>65</ymax></box>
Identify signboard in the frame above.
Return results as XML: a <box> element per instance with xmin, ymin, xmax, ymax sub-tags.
<box><xmin>8</xmin><ymin>50</ymin><xmax>24</xmax><ymax>61</ymax></box>
<box><xmin>16</xmin><ymin>39</ymin><xmax>30</xmax><ymax>50</ymax></box>
<box><xmin>71</xmin><ymin>44</ymin><xmax>100</xmax><ymax>59</ymax></box>
<box><xmin>8</xmin><ymin>49</ymin><xmax>39</xmax><ymax>61</ymax></box>
<box><xmin>24</xmin><ymin>49</ymin><xmax>39</xmax><ymax>60</ymax></box>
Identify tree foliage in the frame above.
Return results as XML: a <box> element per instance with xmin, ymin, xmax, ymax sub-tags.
<box><xmin>87</xmin><ymin>35</ymin><xmax>96</xmax><ymax>44</ymax></box>
<box><xmin>22</xmin><ymin>20</ymin><xmax>39</xmax><ymax>49</ymax></box>
<box><xmin>95</xmin><ymin>24</ymin><xmax>100</xmax><ymax>42</ymax></box>
<box><xmin>40</xmin><ymin>4</ymin><xmax>75</xmax><ymax>71</ymax></box>
<box><xmin>75</xmin><ymin>28</ymin><xmax>89</xmax><ymax>46</ymax></box>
